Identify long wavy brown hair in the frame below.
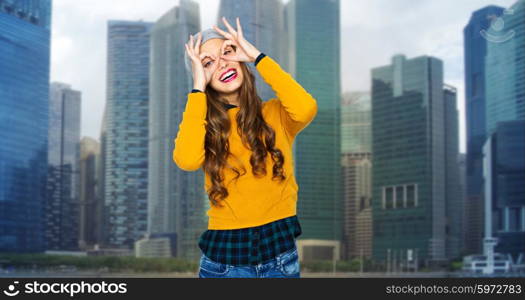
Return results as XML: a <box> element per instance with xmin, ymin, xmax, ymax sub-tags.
<box><xmin>202</xmin><ymin>62</ymin><xmax>286</xmax><ymax>207</ymax></box>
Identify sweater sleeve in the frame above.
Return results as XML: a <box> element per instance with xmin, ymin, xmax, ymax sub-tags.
<box><xmin>173</xmin><ymin>91</ymin><xmax>207</xmax><ymax>171</ymax></box>
<box><xmin>255</xmin><ymin>55</ymin><xmax>318</xmax><ymax>139</ymax></box>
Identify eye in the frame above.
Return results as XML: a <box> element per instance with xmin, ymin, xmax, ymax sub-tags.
<box><xmin>203</xmin><ymin>60</ymin><xmax>213</xmax><ymax>68</ymax></box>
<box><xmin>224</xmin><ymin>46</ymin><xmax>235</xmax><ymax>54</ymax></box>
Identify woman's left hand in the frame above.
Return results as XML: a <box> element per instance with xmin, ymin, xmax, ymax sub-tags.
<box><xmin>213</xmin><ymin>17</ymin><xmax>262</xmax><ymax>63</ymax></box>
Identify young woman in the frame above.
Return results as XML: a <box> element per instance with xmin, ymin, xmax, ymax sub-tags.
<box><xmin>174</xmin><ymin>17</ymin><xmax>317</xmax><ymax>278</ymax></box>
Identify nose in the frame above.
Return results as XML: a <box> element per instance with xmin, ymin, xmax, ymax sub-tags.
<box><xmin>218</xmin><ymin>55</ymin><xmax>228</xmax><ymax>69</ymax></box>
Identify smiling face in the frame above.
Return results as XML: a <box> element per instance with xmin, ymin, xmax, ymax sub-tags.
<box><xmin>200</xmin><ymin>38</ymin><xmax>244</xmax><ymax>95</ymax></box>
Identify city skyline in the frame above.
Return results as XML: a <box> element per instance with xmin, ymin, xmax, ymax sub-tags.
<box><xmin>51</xmin><ymin>0</ymin><xmax>516</xmax><ymax>153</ymax></box>
<box><xmin>1</xmin><ymin>0</ymin><xmax>522</xmax><ymax>273</ymax></box>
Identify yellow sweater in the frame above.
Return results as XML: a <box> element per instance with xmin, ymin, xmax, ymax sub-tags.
<box><xmin>173</xmin><ymin>55</ymin><xmax>317</xmax><ymax>229</ymax></box>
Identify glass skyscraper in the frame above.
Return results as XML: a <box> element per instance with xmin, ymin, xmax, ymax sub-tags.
<box><xmin>444</xmin><ymin>85</ymin><xmax>463</xmax><ymax>260</ymax></box>
<box><xmin>341</xmin><ymin>92</ymin><xmax>371</xmax><ymax>154</ymax></box>
<box><xmin>483</xmin><ymin>0</ymin><xmax>525</xmax><ymax>264</ymax></box>
<box><xmin>0</xmin><ymin>0</ymin><xmax>51</xmax><ymax>252</ymax></box>
<box><xmin>47</xmin><ymin>82</ymin><xmax>82</xmax><ymax>251</ymax></box>
<box><xmin>483</xmin><ymin>120</ymin><xmax>525</xmax><ymax>262</ymax></box>
<box><xmin>98</xmin><ymin>107</ymin><xmax>109</xmax><ymax>247</ymax></box>
<box><xmin>286</xmin><ymin>0</ymin><xmax>342</xmax><ymax>259</ymax></box>
<box><xmin>104</xmin><ymin>20</ymin><xmax>153</xmax><ymax>249</ymax></box>
<box><xmin>485</xmin><ymin>0</ymin><xmax>524</xmax><ymax>135</ymax></box>
<box><xmin>217</xmin><ymin>0</ymin><xmax>286</xmax><ymax>102</ymax></box>
<box><xmin>463</xmin><ymin>5</ymin><xmax>504</xmax><ymax>255</ymax></box>
<box><xmin>149</xmin><ymin>0</ymin><xmax>206</xmax><ymax>260</ymax></box>
<box><xmin>341</xmin><ymin>92</ymin><xmax>372</xmax><ymax>260</ymax></box>
<box><xmin>79</xmin><ymin>137</ymin><xmax>102</xmax><ymax>250</ymax></box>
<box><xmin>372</xmin><ymin>55</ymin><xmax>450</xmax><ymax>265</ymax></box>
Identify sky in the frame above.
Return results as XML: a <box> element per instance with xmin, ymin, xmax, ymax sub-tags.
<box><xmin>50</xmin><ymin>0</ymin><xmax>518</xmax><ymax>153</ymax></box>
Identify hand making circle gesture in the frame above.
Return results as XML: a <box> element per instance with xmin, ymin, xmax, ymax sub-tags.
<box><xmin>184</xmin><ymin>32</ymin><xmax>219</xmax><ymax>91</ymax></box>
<box><xmin>213</xmin><ymin>17</ymin><xmax>262</xmax><ymax>63</ymax></box>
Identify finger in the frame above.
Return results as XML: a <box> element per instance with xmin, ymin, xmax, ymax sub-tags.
<box><xmin>222</xmin><ymin>16</ymin><xmax>238</xmax><ymax>38</ymax></box>
<box><xmin>193</xmin><ymin>33</ymin><xmax>201</xmax><ymax>52</ymax></box>
<box><xmin>220</xmin><ymin>49</ymin><xmax>236</xmax><ymax>61</ymax></box>
<box><xmin>219</xmin><ymin>40</ymin><xmax>227</xmax><ymax>57</ymax></box>
<box><xmin>186</xmin><ymin>40</ymin><xmax>196</xmax><ymax>58</ymax></box>
<box><xmin>187</xmin><ymin>39</ymin><xmax>203</xmax><ymax>59</ymax></box>
<box><xmin>185</xmin><ymin>43</ymin><xmax>194</xmax><ymax>60</ymax></box>
<box><xmin>194</xmin><ymin>32</ymin><xmax>202</xmax><ymax>54</ymax></box>
<box><xmin>221</xmin><ymin>39</ymin><xmax>235</xmax><ymax>53</ymax></box>
<box><xmin>213</xmin><ymin>25</ymin><xmax>233</xmax><ymax>40</ymax></box>
<box><xmin>220</xmin><ymin>55</ymin><xmax>235</xmax><ymax>61</ymax></box>
<box><xmin>236</xmin><ymin>17</ymin><xmax>243</xmax><ymax>38</ymax></box>
<box><xmin>187</xmin><ymin>35</ymin><xmax>192</xmax><ymax>50</ymax></box>
<box><xmin>221</xmin><ymin>16</ymin><xmax>235</xmax><ymax>34</ymax></box>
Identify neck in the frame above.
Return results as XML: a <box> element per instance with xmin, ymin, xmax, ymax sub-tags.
<box><xmin>220</xmin><ymin>90</ymin><xmax>240</xmax><ymax>106</ymax></box>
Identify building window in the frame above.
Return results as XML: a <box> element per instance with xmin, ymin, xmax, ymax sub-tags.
<box><xmin>382</xmin><ymin>187</ymin><xmax>386</xmax><ymax>209</ymax></box>
<box><xmin>395</xmin><ymin>186</ymin><xmax>404</xmax><ymax>208</ymax></box>
<box><xmin>383</xmin><ymin>184</ymin><xmax>418</xmax><ymax>209</ymax></box>
<box><xmin>522</xmin><ymin>206</ymin><xmax>525</xmax><ymax>232</ymax></box>
<box><xmin>359</xmin><ymin>196</ymin><xmax>366</xmax><ymax>211</ymax></box>
<box><xmin>509</xmin><ymin>207</ymin><xmax>520</xmax><ymax>232</ymax></box>
<box><xmin>406</xmin><ymin>184</ymin><xmax>415</xmax><ymax>207</ymax></box>
<box><xmin>385</xmin><ymin>187</ymin><xmax>394</xmax><ymax>209</ymax></box>
<box><xmin>504</xmin><ymin>207</ymin><xmax>510</xmax><ymax>231</ymax></box>
<box><xmin>497</xmin><ymin>208</ymin><xmax>504</xmax><ymax>231</ymax></box>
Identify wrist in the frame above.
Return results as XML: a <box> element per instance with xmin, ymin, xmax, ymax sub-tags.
<box><xmin>251</xmin><ymin>51</ymin><xmax>262</xmax><ymax>63</ymax></box>
<box><xmin>193</xmin><ymin>83</ymin><xmax>205</xmax><ymax>92</ymax></box>
<box><xmin>254</xmin><ymin>52</ymin><xmax>266</xmax><ymax>66</ymax></box>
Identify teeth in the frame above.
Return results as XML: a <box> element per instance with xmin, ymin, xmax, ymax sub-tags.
<box><xmin>221</xmin><ymin>70</ymin><xmax>236</xmax><ymax>81</ymax></box>
<box><xmin>221</xmin><ymin>71</ymin><xmax>234</xmax><ymax>81</ymax></box>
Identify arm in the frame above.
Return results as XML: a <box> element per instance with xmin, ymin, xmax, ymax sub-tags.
<box><xmin>173</xmin><ymin>91</ymin><xmax>207</xmax><ymax>171</ymax></box>
<box><xmin>255</xmin><ymin>54</ymin><xmax>318</xmax><ymax>139</ymax></box>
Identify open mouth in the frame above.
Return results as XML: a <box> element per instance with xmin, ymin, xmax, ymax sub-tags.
<box><xmin>220</xmin><ymin>68</ymin><xmax>238</xmax><ymax>83</ymax></box>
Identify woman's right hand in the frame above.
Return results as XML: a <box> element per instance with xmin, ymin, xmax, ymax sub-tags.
<box><xmin>185</xmin><ymin>32</ymin><xmax>218</xmax><ymax>91</ymax></box>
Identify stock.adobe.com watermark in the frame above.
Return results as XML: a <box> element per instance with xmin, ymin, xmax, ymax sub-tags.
<box><xmin>2</xmin><ymin>280</ymin><xmax>127</xmax><ymax>297</ymax></box>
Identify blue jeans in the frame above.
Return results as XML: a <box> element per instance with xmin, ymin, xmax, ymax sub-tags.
<box><xmin>198</xmin><ymin>247</ymin><xmax>301</xmax><ymax>278</ymax></box>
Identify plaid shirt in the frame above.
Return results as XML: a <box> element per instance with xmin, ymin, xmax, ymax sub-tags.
<box><xmin>198</xmin><ymin>215</ymin><xmax>302</xmax><ymax>266</ymax></box>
